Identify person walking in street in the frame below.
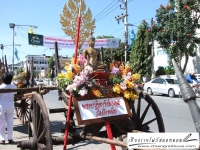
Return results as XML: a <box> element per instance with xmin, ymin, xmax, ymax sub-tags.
<box><xmin>0</xmin><ymin>73</ymin><xmax>17</xmax><ymax>144</ymax></box>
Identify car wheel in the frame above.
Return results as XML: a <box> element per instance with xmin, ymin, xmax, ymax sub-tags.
<box><xmin>168</xmin><ymin>89</ymin><xmax>175</xmax><ymax>98</ymax></box>
<box><xmin>147</xmin><ymin>88</ymin><xmax>153</xmax><ymax>95</ymax></box>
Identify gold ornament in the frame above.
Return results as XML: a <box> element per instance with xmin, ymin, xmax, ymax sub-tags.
<box><xmin>60</xmin><ymin>0</ymin><xmax>96</xmax><ymax>49</ymax></box>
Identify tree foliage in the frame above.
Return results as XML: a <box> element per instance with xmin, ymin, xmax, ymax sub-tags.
<box><xmin>154</xmin><ymin>0</ymin><xmax>200</xmax><ymax>73</ymax></box>
<box><xmin>47</xmin><ymin>56</ymin><xmax>55</xmax><ymax>80</ymax></box>
<box><xmin>129</xmin><ymin>21</ymin><xmax>152</xmax><ymax>77</ymax></box>
<box><xmin>96</xmin><ymin>35</ymin><xmax>125</xmax><ymax>64</ymax></box>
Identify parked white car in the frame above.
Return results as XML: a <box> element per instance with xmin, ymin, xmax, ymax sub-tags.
<box><xmin>143</xmin><ymin>77</ymin><xmax>180</xmax><ymax>97</ymax></box>
<box><xmin>35</xmin><ymin>79</ymin><xmax>45</xmax><ymax>86</ymax></box>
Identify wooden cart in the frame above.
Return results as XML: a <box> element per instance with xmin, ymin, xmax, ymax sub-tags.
<box><xmin>0</xmin><ymin>51</ymin><xmax>165</xmax><ymax>150</ymax></box>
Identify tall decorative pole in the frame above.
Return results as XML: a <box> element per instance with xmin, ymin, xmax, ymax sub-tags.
<box><xmin>63</xmin><ymin>1</ymin><xmax>82</xmax><ymax>149</ymax></box>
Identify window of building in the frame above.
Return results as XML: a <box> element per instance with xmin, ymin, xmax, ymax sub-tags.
<box><xmin>34</xmin><ymin>61</ymin><xmax>38</xmax><ymax>64</ymax></box>
<box><xmin>157</xmin><ymin>50</ymin><xmax>167</xmax><ymax>55</ymax></box>
<box><xmin>33</xmin><ymin>67</ymin><xmax>36</xmax><ymax>70</ymax></box>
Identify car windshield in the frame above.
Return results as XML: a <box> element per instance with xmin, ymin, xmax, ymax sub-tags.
<box><xmin>165</xmin><ymin>79</ymin><xmax>177</xmax><ymax>84</ymax></box>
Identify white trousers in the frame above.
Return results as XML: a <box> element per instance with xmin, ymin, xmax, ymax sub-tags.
<box><xmin>0</xmin><ymin>108</ymin><xmax>14</xmax><ymax>140</ymax></box>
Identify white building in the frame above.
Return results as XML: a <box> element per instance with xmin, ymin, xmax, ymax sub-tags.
<box><xmin>23</xmin><ymin>55</ymin><xmax>49</xmax><ymax>72</ymax></box>
<box><xmin>153</xmin><ymin>40</ymin><xmax>200</xmax><ymax>74</ymax></box>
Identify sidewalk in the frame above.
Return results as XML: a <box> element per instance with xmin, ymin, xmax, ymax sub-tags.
<box><xmin>0</xmin><ymin>112</ymin><xmax>123</xmax><ymax>150</ymax></box>
<box><xmin>0</xmin><ymin>112</ymin><xmax>66</xmax><ymax>150</ymax></box>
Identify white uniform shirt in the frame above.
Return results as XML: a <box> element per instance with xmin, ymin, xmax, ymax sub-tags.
<box><xmin>0</xmin><ymin>83</ymin><xmax>17</xmax><ymax>110</ymax></box>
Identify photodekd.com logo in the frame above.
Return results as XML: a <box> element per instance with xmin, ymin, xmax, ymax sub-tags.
<box><xmin>127</xmin><ymin>133</ymin><xmax>199</xmax><ymax>149</ymax></box>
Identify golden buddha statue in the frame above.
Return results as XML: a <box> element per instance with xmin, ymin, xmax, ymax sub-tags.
<box><xmin>82</xmin><ymin>33</ymin><xmax>107</xmax><ymax>70</ymax></box>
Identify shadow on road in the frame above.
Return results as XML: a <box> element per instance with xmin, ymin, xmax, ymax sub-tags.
<box><xmin>13</xmin><ymin>124</ymin><xmax>28</xmax><ymax>135</ymax></box>
<box><xmin>13</xmin><ymin>120</ymin><xmax>66</xmax><ymax>135</ymax></box>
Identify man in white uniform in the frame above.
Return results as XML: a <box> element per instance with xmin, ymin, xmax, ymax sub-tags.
<box><xmin>0</xmin><ymin>73</ymin><xmax>17</xmax><ymax>144</ymax></box>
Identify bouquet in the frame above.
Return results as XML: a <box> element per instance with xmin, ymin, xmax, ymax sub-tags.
<box><xmin>13</xmin><ymin>67</ymin><xmax>27</xmax><ymax>88</ymax></box>
<box><xmin>109</xmin><ymin>64</ymin><xmax>140</xmax><ymax>101</ymax></box>
<box><xmin>57</xmin><ymin>56</ymin><xmax>103</xmax><ymax>98</ymax></box>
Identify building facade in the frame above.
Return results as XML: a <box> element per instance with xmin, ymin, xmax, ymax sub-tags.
<box><xmin>23</xmin><ymin>55</ymin><xmax>49</xmax><ymax>72</ymax></box>
<box><xmin>153</xmin><ymin>40</ymin><xmax>200</xmax><ymax>74</ymax></box>
<box><xmin>8</xmin><ymin>54</ymin><xmax>71</xmax><ymax>77</ymax></box>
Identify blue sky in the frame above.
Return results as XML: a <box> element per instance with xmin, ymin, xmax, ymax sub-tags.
<box><xmin>0</xmin><ymin>0</ymin><xmax>168</xmax><ymax>65</ymax></box>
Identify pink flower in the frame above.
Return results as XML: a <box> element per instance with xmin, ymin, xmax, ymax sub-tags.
<box><xmin>120</xmin><ymin>82</ymin><xmax>127</xmax><ymax>90</ymax></box>
<box><xmin>87</xmin><ymin>81</ymin><xmax>93</xmax><ymax>87</ymax></box>
<box><xmin>78</xmin><ymin>54</ymin><xmax>85</xmax><ymax>66</ymax></box>
<box><xmin>66</xmin><ymin>83</ymin><xmax>77</xmax><ymax>92</ymax></box>
<box><xmin>111</xmin><ymin>66</ymin><xmax>119</xmax><ymax>74</ymax></box>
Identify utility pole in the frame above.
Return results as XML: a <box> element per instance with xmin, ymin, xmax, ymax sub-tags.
<box><xmin>115</xmin><ymin>0</ymin><xmax>129</xmax><ymax>63</ymax></box>
<box><xmin>150</xmin><ymin>18</ymin><xmax>155</xmax><ymax>79</ymax></box>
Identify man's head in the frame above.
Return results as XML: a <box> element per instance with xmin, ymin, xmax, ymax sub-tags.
<box><xmin>189</xmin><ymin>69</ymin><xmax>195</xmax><ymax>75</ymax></box>
<box><xmin>1</xmin><ymin>72</ymin><xmax>13</xmax><ymax>84</ymax></box>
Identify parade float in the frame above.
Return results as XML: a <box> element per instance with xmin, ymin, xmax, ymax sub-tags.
<box><xmin>0</xmin><ymin>0</ymin><xmax>166</xmax><ymax>149</ymax></box>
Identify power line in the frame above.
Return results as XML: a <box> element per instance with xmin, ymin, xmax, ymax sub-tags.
<box><xmin>93</xmin><ymin>0</ymin><xmax>116</xmax><ymax>19</ymax></box>
<box><xmin>96</xmin><ymin>4</ymin><xmax>120</xmax><ymax>22</ymax></box>
<box><xmin>108</xmin><ymin>17</ymin><xmax>152</xmax><ymax>35</ymax></box>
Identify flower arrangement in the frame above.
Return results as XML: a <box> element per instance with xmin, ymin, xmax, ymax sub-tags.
<box><xmin>109</xmin><ymin>64</ymin><xmax>140</xmax><ymax>101</ymax></box>
<box><xmin>57</xmin><ymin>55</ymin><xmax>140</xmax><ymax>100</ymax></box>
<box><xmin>57</xmin><ymin>55</ymin><xmax>103</xmax><ymax>98</ymax></box>
<box><xmin>12</xmin><ymin>67</ymin><xmax>27</xmax><ymax>88</ymax></box>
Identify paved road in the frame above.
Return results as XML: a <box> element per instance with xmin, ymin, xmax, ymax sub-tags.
<box><xmin>0</xmin><ymin>91</ymin><xmax>199</xmax><ymax>150</ymax></box>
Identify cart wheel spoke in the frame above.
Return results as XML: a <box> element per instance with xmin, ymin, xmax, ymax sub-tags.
<box><xmin>139</xmin><ymin>103</ymin><xmax>151</xmax><ymax>125</ymax></box>
<box><xmin>37</xmin><ymin>129</ymin><xmax>46</xmax><ymax>142</ymax></box>
<box><xmin>142</xmin><ymin>118</ymin><xmax>157</xmax><ymax>127</ymax></box>
<box><xmin>136</xmin><ymin>97</ymin><xmax>141</xmax><ymax>123</ymax></box>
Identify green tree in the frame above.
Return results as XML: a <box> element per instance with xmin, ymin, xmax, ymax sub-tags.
<box><xmin>130</xmin><ymin>21</ymin><xmax>152</xmax><ymax>77</ymax></box>
<box><xmin>154</xmin><ymin>0</ymin><xmax>200</xmax><ymax>73</ymax></box>
<box><xmin>47</xmin><ymin>56</ymin><xmax>55</xmax><ymax>80</ymax></box>
<box><xmin>155</xmin><ymin>66</ymin><xmax>165</xmax><ymax>76</ymax></box>
<box><xmin>96</xmin><ymin>35</ymin><xmax>125</xmax><ymax>64</ymax></box>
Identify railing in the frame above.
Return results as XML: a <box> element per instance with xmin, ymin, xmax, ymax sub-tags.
<box><xmin>159</xmin><ymin>74</ymin><xmax>200</xmax><ymax>81</ymax></box>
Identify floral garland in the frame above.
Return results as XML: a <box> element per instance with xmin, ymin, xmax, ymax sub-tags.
<box><xmin>12</xmin><ymin>67</ymin><xmax>27</xmax><ymax>88</ymax></box>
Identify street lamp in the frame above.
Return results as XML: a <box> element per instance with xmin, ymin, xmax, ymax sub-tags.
<box><xmin>9</xmin><ymin>23</ymin><xmax>37</xmax><ymax>72</ymax></box>
<box><xmin>0</xmin><ymin>44</ymin><xmax>21</xmax><ymax>59</ymax></box>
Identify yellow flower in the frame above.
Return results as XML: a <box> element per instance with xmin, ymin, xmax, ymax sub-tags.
<box><xmin>119</xmin><ymin>64</ymin><xmax>124</xmax><ymax>73</ymax></box>
<box><xmin>65</xmin><ymin>62</ymin><xmax>70</xmax><ymax>65</ymax></box>
<box><xmin>130</xmin><ymin>92</ymin><xmax>138</xmax><ymax>100</ymax></box>
<box><xmin>132</xmin><ymin>73</ymin><xmax>141</xmax><ymax>82</ymax></box>
<box><xmin>123</xmin><ymin>65</ymin><xmax>131</xmax><ymax>75</ymax></box>
<box><xmin>17</xmin><ymin>83</ymin><xmax>23</xmax><ymax>88</ymax></box>
<box><xmin>65</xmin><ymin>71</ymin><xmax>74</xmax><ymax>80</ymax></box>
<box><xmin>71</xmin><ymin>58</ymin><xmax>74</xmax><ymax>63</ymax></box>
<box><xmin>64</xmin><ymin>65</ymin><xmax>70</xmax><ymax>70</ymax></box>
<box><xmin>22</xmin><ymin>72</ymin><xmax>26</xmax><ymax>77</ymax></box>
<box><xmin>126</xmin><ymin>80</ymin><xmax>134</xmax><ymax>89</ymax></box>
<box><xmin>109</xmin><ymin>74</ymin><xmax>114</xmax><ymax>80</ymax></box>
<box><xmin>92</xmin><ymin>89</ymin><xmax>102</xmax><ymax>97</ymax></box>
<box><xmin>113</xmin><ymin>84</ymin><xmax>121</xmax><ymax>94</ymax></box>
<box><xmin>73</xmin><ymin>64</ymin><xmax>80</xmax><ymax>74</ymax></box>
<box><xmin>124</xmin><ymin>90</ymin><xmax>131</xmax><ymax>99</ymax></box>
<box><xmin>57</xmin><ymin>73</ymin><xmax>65</xmax><ymax>79</ymax></box>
